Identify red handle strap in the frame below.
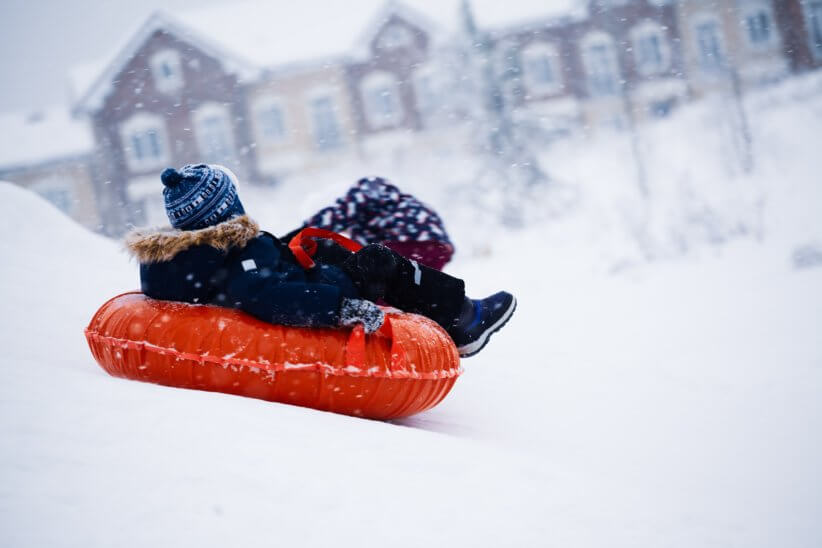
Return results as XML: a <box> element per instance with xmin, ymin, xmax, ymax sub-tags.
<box><xmin>344</xmin><ymin>312</ymin><xmax>408</xmax><ymax>373</ymax></box>
<box><xmin>288</xmin><ymin>227</ymin><xmax>363</xmax><ymax>269</ymax></box>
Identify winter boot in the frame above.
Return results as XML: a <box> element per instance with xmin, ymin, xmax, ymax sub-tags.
<box><xmin>448</xmin><ymin>292</ymin><xmax>517</xmax><ymax>357</ymax></box>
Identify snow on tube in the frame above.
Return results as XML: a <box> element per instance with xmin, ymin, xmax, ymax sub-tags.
<box><xmin>84</xmin><ymin>292</ymin><xmax>461</xmax><ymax>420</ymax></box>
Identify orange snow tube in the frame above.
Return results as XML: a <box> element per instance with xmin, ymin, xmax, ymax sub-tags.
<box><xmin>85</xmin><ymin>292</ymin><xmax>461</xmax><ymax>420</ymax></box>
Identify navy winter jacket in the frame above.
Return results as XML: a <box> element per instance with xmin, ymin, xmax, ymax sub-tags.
<box><xmin>125</xmin><ymin>216</ymin><xmax>359</xmax><ymax>328</ymax></box>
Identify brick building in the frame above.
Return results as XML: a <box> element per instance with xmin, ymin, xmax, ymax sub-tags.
<box><xmin>4</xmin><ymin>0</ymin><xmax>817</xmax><ymax>235</ymax></box>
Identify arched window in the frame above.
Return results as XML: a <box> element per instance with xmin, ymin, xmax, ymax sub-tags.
<box><xmin>692</xmin><ymin>14</ymin><xmax>726</xmax><ymax>73</ymax></box>
<box><xmin>192</xmin><ymin>103</ymin><xmax>235</xmax><ymax>164</ymax></box>
<box><xmin>581</xmin><ymin>32</ymin><xmax>621</xmax><ymax>97</ymax></box>
<box><xmin>253</xmin><ymin>97</ymin><xmax>288</xmax><ymax>144</ymax></box>
<box><xmin>361</xmin><ymin>71</ymin><xmax>404</xmax><ymax>129</ymax></box>
<box><xmin>521</xmin><ymin>42</ymin><xmax>563</xmax><ymax>95</ymax></box>
<box><xmin>150</xmin><ymin>49</ymin><xmax>183</xmax><ymax>94</ymax></box>
<box><xmin>631</xmin><ymin>21</ymin><xmax>671</xmax><ymax>75</ymax></box>
<box><xmin>119</xmin><ymin>112</ymin><xmax>169</xmax><ymax>171</ymax></box>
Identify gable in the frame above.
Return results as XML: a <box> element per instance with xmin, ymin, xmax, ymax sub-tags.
<box><xmin>73</xmin><ymin>12</ymin><xmax>257</xmax><ymax>115</ymax></box>
<box><xmin>371</xmin><ymin>14</ymin><xmax>429</xmax><ymax>54</ymax></box>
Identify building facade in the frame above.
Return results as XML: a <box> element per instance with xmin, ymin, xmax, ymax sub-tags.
<box><xmin>74</xmin><ymin>15</ymin><xmax>259</xmax><ymax>231</ymax></box>
<box><xmin>34</xmin><ymin>0</ymin><xmax>820</xmax><ymax>235</ymax></box>
<box><xmin>774</xmin><ymin>0</ymin><xmax>822</xmax><ymax>72</ymax></box>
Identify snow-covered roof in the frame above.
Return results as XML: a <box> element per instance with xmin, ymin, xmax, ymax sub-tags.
<box><xmin>71</xmin><ymin>11</ymin><xmax>260</xmax><ymax>114</ymax></box>
<box><xmin>70</xmin><ymin>0</ymin><xmax>587</xmax><ymax>113</ymax></box>
<box><xmin>467</xmin><ymin>0</ymin><xmax>587</xmax><ymax>31</ymax></box>
<box><xmin>0</xmin><ymin>107</ymin><xmax>94</xmax><ymax>171</ymax></box>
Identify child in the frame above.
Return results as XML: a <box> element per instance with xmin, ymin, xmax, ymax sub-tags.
<box><xmin>125</xmin><ymin>164</ymin><xmax>515</xmax><ymax>357</ymax></box>
<box><xmin>287</xmin><ymin>176</ymin><xmax>454</xmax><ymax>270</ymax></box>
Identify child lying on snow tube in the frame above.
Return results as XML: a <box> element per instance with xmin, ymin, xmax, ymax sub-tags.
<box><xmin>125</xmin><ymin>164</ymin><xmax>516</xmax><ymax>358</ymax></box>
<box><xmin>282</xmin><ymin>176</ymin><xmax>454</xmax><ymax>271</ymax></box>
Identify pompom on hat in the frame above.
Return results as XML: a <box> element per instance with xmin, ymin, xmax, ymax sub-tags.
<box><xmin>161</xmin><ymin>164</ymin><xmax>245</xmax><ymax>230</ymax></box>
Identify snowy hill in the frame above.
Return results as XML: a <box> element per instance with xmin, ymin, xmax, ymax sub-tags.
<box><xmin>2</xmin><ymin>74</ymin><xmax>822</xmax><ymax>547</ymax></box>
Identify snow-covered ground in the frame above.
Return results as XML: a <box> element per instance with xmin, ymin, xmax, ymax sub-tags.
<box><xmin>1</xmin><ymin>75</ymin><xmax>821</xmax><ymax>547</ymax></box>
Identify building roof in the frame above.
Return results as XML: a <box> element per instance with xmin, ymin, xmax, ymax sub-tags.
<box><xmin>71</xmin><ymin>11</ymin><xmax>260</xmax><ymax>114</ymax></box>
<box><xmin>70</xmin><ymin>0</ymin><xmax>587</xmax><ymax>113</ymax></box>
<box><xmin>0</xmin><ymin>107</ymin><xmax>94</xmax><ymax>171</ymax></box>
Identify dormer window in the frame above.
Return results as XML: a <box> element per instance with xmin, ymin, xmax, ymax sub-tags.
<box><xmin>377</xmin><ymin>24</ymin><xmax>414</xmax><ymax>50</ymax></box>
<box><xmin>150</xmin><ymin>49</ymin><xmax>183</xmax><ymax>94</ymax></box>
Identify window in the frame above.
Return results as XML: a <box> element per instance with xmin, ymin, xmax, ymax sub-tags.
<box><xmin>582</xmin><ymin>33</ymin><xmax>621</xmax><ymax>97</ymax></box>
<box><xmin>740</xmin><ymin>2</ymin><xmax>777</xmax><ymax>49</ymax></box>
<box><xmin>309</xmin><ymin>95</ymin><xmax>343</xmax><ymax>151</ymax></box>
<box><xmin>120</xmin><ymin>112</ymin><xmax>168</xmax><ymax>171</ymax></box>
<box><xmin>805</xmin><ymin>0</ymin><xmax>822</xmax><ymax>60</ymax></box>
<box><xmin>192</xmin><ymin>103</ymin><xmax>234</xmax><ymax>164</ymax></box>
<box><xmin>150</xmin><ymin>50</ymin><xmax>183</xmax><ymax>93</ymax></box>
<box><xmin>649</xmin><ymin>98</ymin><xmax>676</xmax><ymax>118</ymax></box>
<box><xmin>521</xmin><ymin>42</ymin><xmax>563</xmax><ymax>95</ymax></box>
<box><xmin>361</xmin><ymin>71</ymin><xmax>404</xmax><ymax>128</ymax></box>
<box><xmin>377</xmin><ymin>24</ymin><xmax>414</xmax><ymax>50</ymax></box>
<box><xmin>631</xmin><ymin>22</ymin><xmax>670</xmax><ymax>75</ymax></box>
<box><xmin>253</xmin><ymin>98</ymin><xmax>288</xmax><ymax>144</ymax></box>
<box><xmin>744</xmin><ymin>10</ymin><xmax>771</xmax><ymax>45</ymax></box>
<box><xmin>36</xmin><ymin>186</ymin><xmax>72</xmax><ymax>214</ymax></box>
<box><xmin>413</xmin><ymin>68</ymin><xmax>439</xmax><ymax>117</ymax></box>
<box><xmin>693</xmin><ymin>16</ymin><xmax>726</xmax><ymax>72</ymax></box>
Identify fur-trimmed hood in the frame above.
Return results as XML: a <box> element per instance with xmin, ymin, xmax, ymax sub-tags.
<box><xmin>125</xmin><ymin>215</ymin><xmax>260</xmax><ymax>263</ymax></box>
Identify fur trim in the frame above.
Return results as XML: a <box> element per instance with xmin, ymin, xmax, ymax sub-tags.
<box><xmin>125</xmin><ymin>215</ymin><xmax>260</xmax><ymax>263</ymax></box>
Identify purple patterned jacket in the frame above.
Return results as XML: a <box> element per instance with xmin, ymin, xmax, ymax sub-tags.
<box><xmin>302</xmin><ymin>177</ymin><xmax>453</xmax><ymax>248</ymax></box>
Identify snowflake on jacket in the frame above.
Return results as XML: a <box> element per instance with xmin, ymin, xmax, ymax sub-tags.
<box><xmin>302</xmin><ymin>177</ymin><xmax>453</xmax><ymax>248</ymax></box>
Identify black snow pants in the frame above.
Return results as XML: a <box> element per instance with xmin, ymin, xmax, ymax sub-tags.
<box><xmin>314</xmin><ymin>241</ymin><xmax>465</xmax><ymax>331</ymax></box>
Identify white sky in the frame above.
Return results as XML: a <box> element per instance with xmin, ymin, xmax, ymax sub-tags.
<box><xmin>0</xmin><ymin>0</ymin><xmax>224</xmax><ymax>112</ymax></box>
<box><xmin>0</xmin><ymin>0</ymin><xmax>582</xmax><ymax>113</ymax></box>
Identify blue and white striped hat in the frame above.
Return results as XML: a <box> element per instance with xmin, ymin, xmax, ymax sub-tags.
<box><xmin>161</xmin><ymin>164</ymin><xmax>245</xmax><ymax>230</ymax></box>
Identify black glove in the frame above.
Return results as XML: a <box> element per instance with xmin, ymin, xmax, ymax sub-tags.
<box><xmin>339</xmin><ymin>298</ymin><xmax>385</xmax><ymax>334</ymax></box>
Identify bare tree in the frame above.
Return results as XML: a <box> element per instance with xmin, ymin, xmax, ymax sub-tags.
<box><xmin>459</xmin><ymin>0</ymin><xmax>553</xmax><ymax>227</ymax></box>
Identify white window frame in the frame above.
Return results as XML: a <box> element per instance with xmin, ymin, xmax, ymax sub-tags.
<box><xmin>740</xmin><ymin>1</ymin><xmax>777</xmax><ymax>50</ymax></box>
<box><xmin>377</xmin><ymin>23</ymin><xmax>414</xmax><ymax>50</ymax></box>
<box><xmin>631</xmin><ymin>21</ymin><xmax>671</xmax><ymax>76</ymax></box>
<box><xmin>692</xmin><ymin>14</ymin><xmax>727</xmax><ymax>73</ymax></box>
<box><xmin>581</xmin><ymin>32</ymin><xmax>621</xmax><ymax>97</ymax></box>
<box><xmin>119</xmin><ymin>112</ymin><xmax>169</xmax><ymax>171</ymax></box>
<box><xmin>252</xmin><ymin>96</ymin><xmax>289</xmax><ymax>145</ymax></box>
<box><xmin>150</xmin><ymin>49</ymin><xmax>183</xmax><ymax>94</ymax></box>
<box><xmin>192</xmin><ymin>102</ymin><xmax>235</xmax><ymax>163</ymax></box>
<box><xmin>521</xmin><ymin>41</ymin><xmax>564</xmax><ymax>95</ymax></box>
<box><xmin>804</xmin><ymin>0</ymin><xmax>822</xmax><ymax>60</ymax></box>
<box><xmin>360</xmin><ymin>70</ymin><xmax>404</xmax><ymax>129</ymax></box>
<box><xmin>307</xmin><ymin>88</ymin><xmax>344</xmax><ymax>151</ymax></box>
